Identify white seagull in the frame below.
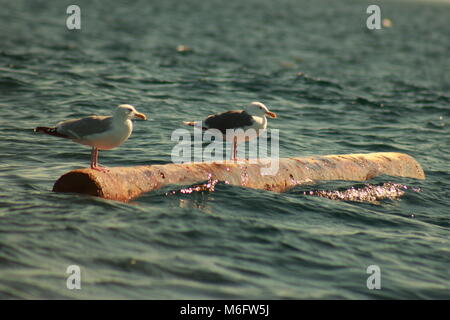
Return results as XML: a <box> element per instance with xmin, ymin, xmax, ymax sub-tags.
<box><xmin>35</xmin><ymin>104</ymin><xmax>147</xmax><ymax>172</ymax></box>
<box><xmin>183</xmin><ymin>101</ymin><xmax>277</xmax><ymax>160</ymax></box>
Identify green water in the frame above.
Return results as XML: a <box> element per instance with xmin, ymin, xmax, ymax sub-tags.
<box><xmin>0</xmin><ymin>0</ymin><xmax>449</xmax><ymax>299</ymax></box>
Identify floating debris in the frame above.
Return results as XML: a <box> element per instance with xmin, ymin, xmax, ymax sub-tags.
<box><xmin>383</xmin><ymin>18</ymin><xmax>393</xmax><ymax>28</ymax></box>
<box><xmin>53</xmin><ymin>152</ymin><xmax>425</xmax><ymax>202</ymax></box>
<box><xmin>176</xmin><ymin>45</ymin><xmax>193</xmax><ymax>53</ymax></box>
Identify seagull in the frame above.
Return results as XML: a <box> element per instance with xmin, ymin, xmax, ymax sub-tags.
<box><xmin>35</xmin><ymin>104</ymin><xmax>147</xmax><ymax>172</ymax></box>
<box><xmin>183</xmin><ymin>101</ymin><xmax>277</xmax><ymax>160</ymax></box>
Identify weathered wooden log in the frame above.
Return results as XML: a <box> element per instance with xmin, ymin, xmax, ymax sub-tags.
<box><xmin>52</xmin><ymin>152</ymin><xmax>425</xmax><ymax>202</ymax></box>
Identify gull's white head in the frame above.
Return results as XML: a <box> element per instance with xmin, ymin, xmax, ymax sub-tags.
<box><xmin>244</xmin><ymin>101</ymin><xmax>277</xmax><ymax>118</ymax></box>
<box><xmin>114</xmin><ymin>104</ymin><xmax>147</xmax><ymax>120</ymax></box>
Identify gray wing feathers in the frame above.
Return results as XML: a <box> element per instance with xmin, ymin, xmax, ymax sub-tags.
<box><xmin>57</xmin><ymin>116</ymin><xmax>113</xmax><ymax>139</ymax></box>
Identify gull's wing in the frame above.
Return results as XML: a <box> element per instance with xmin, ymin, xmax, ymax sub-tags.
<box><xmin>57</xmin><ymin>116</ymin><xmax>113</xmax><ymax>139</ymax></box>
<box><xmin>204</xmin><ymin>110</ymin><xmax>254</xmax><ymax>134</ymax></box>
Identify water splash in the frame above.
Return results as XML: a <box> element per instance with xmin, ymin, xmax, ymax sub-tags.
<box><xmin>165</xmin><ymin>174</ymin><xmax>219</xmax><ymax>195</ymax></box>
<box><xmin>299</xmin><ymin>183</ymin><xmax>420</xmax><ymax>203</ymax></box>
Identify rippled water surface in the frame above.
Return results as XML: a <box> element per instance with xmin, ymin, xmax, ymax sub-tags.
<box><xmin>0</xmin><ymin>0</ymin><xmax>449</xmax><ymax>299</ymax></box>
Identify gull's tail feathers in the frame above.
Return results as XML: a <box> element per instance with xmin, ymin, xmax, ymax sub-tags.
<box><xmin>34</xmin><ymin>127</ymin><xmax>69</xmax><ymax>138</ymax></box>
<box><xmin>182</xmin><ymin>121</ymin><xmax>208</xmax><ymax>130</ymax></box>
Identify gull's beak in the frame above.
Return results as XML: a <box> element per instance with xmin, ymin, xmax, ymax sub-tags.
<box><xmin>134</xmin><ymin>112</ymin><xmax>147</xmax><ymax>120</ymax></box>
<box><xmin>266</xmin><ymin>111</ymin><xmax>277</xmax><ymax>118</ymax></box>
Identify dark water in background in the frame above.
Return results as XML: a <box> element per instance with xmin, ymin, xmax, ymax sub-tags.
<box><xmin>0</xmin><ymin>0</ymin><xmax>449</xmax><ymax>299</ymax></box>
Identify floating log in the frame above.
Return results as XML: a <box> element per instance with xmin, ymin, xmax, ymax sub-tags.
<box><xmin>52</xmin><ymin>152</ymin><xmax>425</xmax><ymax>202</ymax></box>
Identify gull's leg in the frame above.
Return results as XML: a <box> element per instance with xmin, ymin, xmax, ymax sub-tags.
<box><xmin>91</xmin><ymin>147</ymin><xmax>109</xmax><ymax>172</ymax></box>
<box><xmin>94</xmin><ymin>148</ymin><xmax>110</xmax><ymax>172</ymax></box>
<box><xmin>232</xmin><ymin>138</ymin><xmax>247</xmax><ymax>161</ymax></box>
<box><xmin>90</xmin><ymin>147</ymin><xmax>96</xmax><ymax>169</ymax></box>
<box><xmin>230</xmin><ymin>138</ymin><xmax>235</xmax><ymax>160</ymax></box>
